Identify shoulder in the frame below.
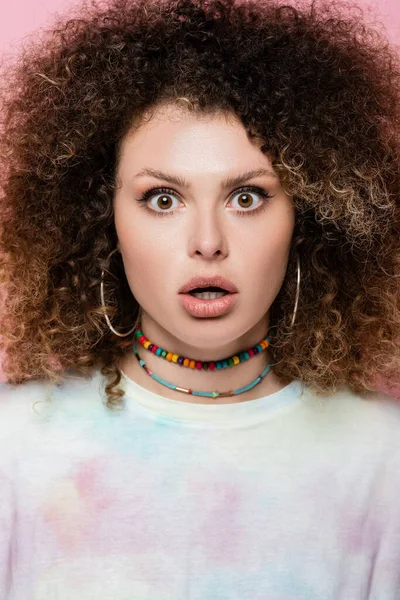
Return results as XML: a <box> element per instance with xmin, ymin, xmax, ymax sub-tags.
<box><xmin>0</xmin><ymin>378</ymin><xmax>51</xmax><ymax>433</ymax></box>
<box><xmin>301</xmin><ymin>383</ymin><xmax>400</xmax><ymax>448</ymax></box>
<box><xmin>0</xmin><ymin>379</ymin><xmax>55</xmax><ymax>477</ymax></box>
<box><xmin>0</xmin><ymin>368</ymin><xmax>107</xmax><ymax>438</ymax></box>
<box><xmin>335</xmin><ymin>385</ymin><xmax>400</xmax><ymax>424</ymax></box>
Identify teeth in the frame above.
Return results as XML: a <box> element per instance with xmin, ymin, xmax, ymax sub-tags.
<box><xmin>190</xmin><ymin>291</ymin><xmax>228</xmax><ymax>300</ymax></box>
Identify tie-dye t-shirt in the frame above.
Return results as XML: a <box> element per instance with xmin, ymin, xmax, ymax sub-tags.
<box><xmin>1</xmin><ymin>367</ymin><xmax>400</xmax><ymax>600</ymax></box>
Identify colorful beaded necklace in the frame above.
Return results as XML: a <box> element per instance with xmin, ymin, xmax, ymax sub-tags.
<box><xmin>133</xmin><ymin>326</ymin><xmax>272</xmax><ymax>371</ymax></box>
<box><xmin>131</xmin><ymin>325</ymin><xmax>273</xmax><ymax>398</ymax></box>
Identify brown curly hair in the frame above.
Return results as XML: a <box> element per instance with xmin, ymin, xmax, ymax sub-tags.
<box><xmin>0</xmin><ymin>0</ymin><xmax>399</xmax><ymax>409</ymax></box>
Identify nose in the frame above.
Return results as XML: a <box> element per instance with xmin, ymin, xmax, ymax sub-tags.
<box><xmin>188</xmin><ymin>208</ymin><xmax>228</xmax><ymax>260</ymax></box>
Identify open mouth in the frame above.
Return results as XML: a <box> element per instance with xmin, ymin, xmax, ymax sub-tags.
<box><xmin>188</xmin><ymin>286</ymin><xmax>230</xmax><ymax>299</ymax></box>
<box><xmin>179</xmin><ymin>285</ymin><xmax>238</xmax><ymax>317</ymax></box>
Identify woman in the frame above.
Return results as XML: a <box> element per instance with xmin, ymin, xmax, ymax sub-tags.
<box><xmin>0</xmin><ymin>0</ymin><xmax>399</xmax><ymax>597</ymax></box>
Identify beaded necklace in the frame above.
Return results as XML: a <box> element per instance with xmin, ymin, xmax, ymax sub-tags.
<box><xmin>131</xmin><ymin>325</ymin><xmax>273</xmax><ymax>398</ymax></box>
<box><xmin>134</xmin><ymin>326</ymin><xmax>271</xmax><ymax>370</ymax></box>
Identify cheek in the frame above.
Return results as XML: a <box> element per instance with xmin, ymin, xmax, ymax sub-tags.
<box><xmin>121</xmin><ymin>241</ymin><xmax>166</xmax><ymax>286</ymax></box>
<box><xmin>117</xmin><ymin>226</ymin><xmax>179</xmax><ymax>308</ymax></box>
<box><xmin>264</xmin><ymin>206</ymin><xmax>295</xmax><ymax>266</ymax></box>
<box><xmin>266</xmin><ymin>228</ymin><xmax>293</xmax><ymax>270</ymax></box>
<box><xmin>116</xmin><ymin>204</ymin><xmax>179</xmax><ymax>254</ymax></box>
<box><xmin>240</xmin><ymin>219</ymin><xmax>293</xmax><ymax>293</ymax></box>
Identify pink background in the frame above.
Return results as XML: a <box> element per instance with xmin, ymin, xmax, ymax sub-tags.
<box><xmin>0</xmin><ymin>0</ymin><xmax>399</xmax><ymax>389</ymax></box>
<box><xmin>1</xmin><ymin>0</ymin><xmax>399</xmax><ymax>55</ymax></box>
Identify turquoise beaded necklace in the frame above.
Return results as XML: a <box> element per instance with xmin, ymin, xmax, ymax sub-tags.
<box><xmin>132</xmin><ymin>325</ymin><xmax>273</xmax><ymax>398</ymax></box>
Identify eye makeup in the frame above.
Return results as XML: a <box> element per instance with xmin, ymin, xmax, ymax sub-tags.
<box><xmin>134</xmin><ymin>185</ymin><xmax>274</xmax><ymax>218</ymax></box>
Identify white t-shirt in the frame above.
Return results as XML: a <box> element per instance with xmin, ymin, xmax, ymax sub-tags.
<box><xmin>1</xmin><ymin>367</ymin><xmax>400</xmax><ymax>600</ymax></box>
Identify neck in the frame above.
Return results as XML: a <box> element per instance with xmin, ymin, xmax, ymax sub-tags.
<box><xmin>117</xmin><ymin>313</ymin><xmax>289</xmax><ymax>404</ymax></box>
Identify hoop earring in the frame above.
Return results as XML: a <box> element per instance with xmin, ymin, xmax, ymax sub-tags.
<box><xmin>100</xmin><ymin>248</ymin><xmax>138</xmax><ymax>337</ymax></box>
<box><xmin>100</xmin><ymin>249</ymin><xmax>301</xmax><ymax>336</ymax></box>
<box><xmin>290</xmin><ymin>252</ymin><xmax>301</xmax><ymax>328</ymax></box>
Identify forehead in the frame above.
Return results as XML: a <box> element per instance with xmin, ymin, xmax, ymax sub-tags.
<box><xmin>121</xmin><ymin>104</ymin><xmax>243</xmax><ymax>149</ymax></box>
<box><xmin>117</xmin><ymin>103</ymin><xmax>270</xmax><ymax>173</ymax></box>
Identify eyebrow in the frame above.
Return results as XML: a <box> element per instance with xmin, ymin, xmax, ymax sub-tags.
<box><xmin>133</xmin><ymin>168</ymin><xmax>278</xmax><ymax>189</ymax></box>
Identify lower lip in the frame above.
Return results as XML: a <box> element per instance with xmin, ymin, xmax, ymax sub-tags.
<box><xmin>178</xmin><ymin>293</ymin><xmax>238</xmax><ymax>318</ymax></box>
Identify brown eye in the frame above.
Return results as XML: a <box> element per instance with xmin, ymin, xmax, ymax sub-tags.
<box><xmin>237</xmin><ymin>193</ymin><xmax>254</xmax><ymax>208</ymax></box>
<box><xmin>135</xmin><ymin>187</ymin><xmax>181</xmax><ymax>216</ymax></box>
<box><xmin>230</xmin><ymin>188</ymin><xmax>266</xmax><ymax>212</ymax></box>
<box><xmin>156</xmin><ymin>195</ymin><xmax>174</xmax><ymax>210</ymax></box>
<box><xmin>136</xmin><ymin>185</ymin><xmax>272</xmax><ymax>217</ymax></box>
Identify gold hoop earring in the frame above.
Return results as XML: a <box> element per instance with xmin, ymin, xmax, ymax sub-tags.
<box><xmin>100</xmin><ymin>248</ymin><xmax>139</xmax><ymax>337</ymax></box>
<box><xmin>290</xmin><ymin>252</ymin><xmax>301</xmax><ymax>328</ymax></box>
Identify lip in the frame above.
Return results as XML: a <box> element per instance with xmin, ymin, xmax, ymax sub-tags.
<box><xmin>178</xmin><ymin>292</ymin><xmax>238</xmax><ymax>318</ymax></box>
<box><xmin>179</xmin><ymin>275</ymin><xmax>238</xmax><ymax>294</ymax></box>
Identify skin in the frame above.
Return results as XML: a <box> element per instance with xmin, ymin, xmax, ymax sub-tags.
<box><xmin>113</xmin><ymin>103</ymin><xmax>296</xmax><ymax>404</ymax></box>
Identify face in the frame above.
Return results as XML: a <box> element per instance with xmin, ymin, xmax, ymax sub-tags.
<box><xmin>113</xmin><ymin>103</ymin><xmax>295</xmax><ymax>356</ymax></box>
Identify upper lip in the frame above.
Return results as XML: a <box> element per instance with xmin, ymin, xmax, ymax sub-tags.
<box><xmin>179</xmin><ymin>275</ymin><xmax>238</xmax><ymax>294</ymax></box>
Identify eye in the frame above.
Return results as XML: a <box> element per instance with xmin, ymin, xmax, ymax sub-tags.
<box><xmin>136</xmin><ymin>187</ymin><xmax>181</xmax><ymax>214</ymax></box>
<box><xmin>229</xmin><ymin>186</ymin><xmax>269</xmax><ymax>212</ymax></box>
<box><xmin>135</xmin><ymin>185</ymin><xmax>273</xmax><ymax>216</ymax></box>
<box><xmin>147</xmin><ymin>190</ymin><xmax>179</xmax><ymax>211</ymax></box>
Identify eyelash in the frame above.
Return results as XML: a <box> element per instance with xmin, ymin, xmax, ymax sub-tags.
<box><xmin>134</xmin><ymin>185</ymin><xmax>274</xmax><ymax>218</ymax></box>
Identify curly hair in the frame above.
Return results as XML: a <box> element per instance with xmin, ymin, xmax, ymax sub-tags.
<box><xmin>0</xmin><ymin>0</ymin><xmax>399</xmax><ymax>409</ymax></box>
